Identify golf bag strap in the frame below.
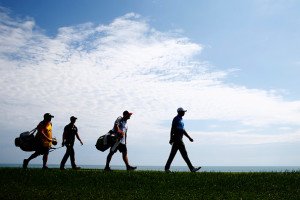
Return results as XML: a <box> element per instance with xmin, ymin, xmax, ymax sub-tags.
<box><xmin>29</xmin><ymin>128</ymin><xmax>37</xmax><ymax>135</ymax></box>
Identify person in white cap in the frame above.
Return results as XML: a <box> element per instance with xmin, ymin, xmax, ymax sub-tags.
<box><xmin>104</xmin><ymin>110</ymin><xmax>137</xmax><ymax>171</ymax></box>
<box><xmin>165</xmin><ymin>108</ymin><xmax>201</xmax><ymax>172</ymax></box>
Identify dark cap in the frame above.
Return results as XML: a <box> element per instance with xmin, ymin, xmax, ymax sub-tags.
<box><xmin>177</xmin><ymin>107</ymin><xmax>187</xmax><ymax>112</ymax></box>
<box><xmin>44</xmin><ymin>113</ymin><xmax>54</xmax><ymax>119</ymax></box>
<box><xmin>123</xmin><ymin>110</ymin><xmax>133</xmax><ymax>116</ymax></box>
<box><xmin>70</xmin><ymin>116</ymin><xmax>77</xmax><ymax>121</ymax></box>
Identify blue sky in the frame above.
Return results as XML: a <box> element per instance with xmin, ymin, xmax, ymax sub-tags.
<box><xmin>1</xmin><ymin>0</ymin><xmax>300</xmax><ymax>167</ymax></box>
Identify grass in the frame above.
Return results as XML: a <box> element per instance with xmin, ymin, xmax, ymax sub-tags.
<box><xmin>0</xmin><ymin>168</ymin><xmax>300</xmax><ymax>199</ymax></box>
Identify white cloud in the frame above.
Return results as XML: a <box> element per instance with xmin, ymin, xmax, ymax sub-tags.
<box><xmin>194</xmin><ymin>129</ymin><xmax>300</xmax><ymax>145</ymax></box>
<box><xmin>1</xmin><ymin>10</ymin><xmax>300</xmax><ymax>165</ymax></box>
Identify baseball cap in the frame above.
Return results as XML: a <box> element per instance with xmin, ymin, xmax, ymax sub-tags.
<box><xmin>44</xmin><ymin>113</ymin><xmax>54</xmax><ymax>118</ymax></box>
<box><xmin>177</xmin><ymin>107</ymin><xmax>187</xmax><ymax>112</ymax></box>
<box><xmin>70</xmin><ymin>116</ymin><xmax>77</xmax><ymax>120</ymax></box>
<box><xmin>123</xmin><ymin>110</ymin><xmax>133</xmax><ymax>116</ymax></box>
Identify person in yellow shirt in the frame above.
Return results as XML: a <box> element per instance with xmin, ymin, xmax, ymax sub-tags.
<box><xmin>23</xmin><ymin>113</ymin><xmax>54</xmax><ymax>169</ymax></box>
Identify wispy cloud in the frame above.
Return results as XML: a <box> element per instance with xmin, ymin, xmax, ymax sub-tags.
<box><xmin>1</xmin><ymin>8</ymin><xmax>300</xmax><ymax>152</ymax></box>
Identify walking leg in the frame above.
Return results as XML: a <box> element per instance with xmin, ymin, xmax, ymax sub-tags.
<box><xmin>165</xmin><ymin>144</ymin><xmax>179</xmax><ymax>170</ymax></box>
<box><xmin>105</xmin><ymin>151</ymin><xmax>115</xmax><ymax>169</ymax></box>
<box><xmin>60</xmin><ymin>147</ymin><xmax>71</xmax><ymax>169</ymax></box>
<box><xmin>69</xmin><ymin>147</ymin><xmax>76</xmax><ymax>168</ymax></box>
<box><xmin>23</xmin><ymin>151</ymin><xmax>40</xmax><ymax>169</ymax></box>
<box><xmin>42</xmin><ymin>152</ymin><xmax>49</xmax><ymax>169</ymax></box>
<box><xmin>27</xmin><ymin>151</ymin><xmax>41</xmax><ymax>161</ymax></box>
<box><xmin>122</xmin><ymin>152</ymin><xmax>130</xmax><ymax>167</ymax></box>
<box><xmin>178</xmin><ymin>143</ymin><xmax>194</xmax><ymax>171</ymax></box>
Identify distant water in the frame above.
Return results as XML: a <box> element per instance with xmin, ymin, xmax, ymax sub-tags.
<box><xmin>1</xmin><ymin>164</ymin><xmax>299</xmax><ymax>172</ymax></box>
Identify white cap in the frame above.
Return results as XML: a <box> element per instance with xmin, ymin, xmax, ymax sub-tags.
<box><xmin>177</xmin><ymin>107</ymin><xmax>187</xmax><ymax>112</ymax></box>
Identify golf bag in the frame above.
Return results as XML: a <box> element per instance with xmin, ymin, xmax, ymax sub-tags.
<box><xmin>95</xmin><ymin>130</ymin><xmax>118</xmax><ymax>152</ymax></box>
<box><xmin>15</xmin><ymin>128</ymin><xmax>37</xmax><ymax>152</ymax></box>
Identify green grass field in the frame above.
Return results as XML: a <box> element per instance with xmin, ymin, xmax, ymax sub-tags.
<box><xmin>0</xmin><ymin>168</ymin><xmax>299</xmax><ymax>199</ymax></box>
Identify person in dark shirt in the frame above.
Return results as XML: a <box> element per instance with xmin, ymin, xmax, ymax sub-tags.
<box><xmin>60</xmin><ymin>116</ymin><xmax>83</xmax><ymax>170</ymax></box>
<box><xmin>165</xmin><ymin>108</ymin><xmax>201</xmax><ymax>172</ymax></box>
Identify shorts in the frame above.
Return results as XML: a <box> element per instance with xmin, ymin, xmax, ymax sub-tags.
<box><xmin>35</xmin><ymin>142</ymin><xmax>50</xmax><ymax>155</ymax></box>
<box><xmin>112</xmin><ymin>143</ymin><xmax>127</xmax><ymax>153</ymax></box>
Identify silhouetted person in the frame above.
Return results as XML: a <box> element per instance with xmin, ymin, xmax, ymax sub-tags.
<box><xmin>60</xmin><ymin>116</ymin><xmax>83</xmax><ymax>170</ymax></box>
<box><xmin>104</xmin><ymin>110</ymin><xmax>137</xmax><ymax>171</ymax></box>
<box><xmin>23</xmin><ymin>113</ymin><xmax>54</xmax><ymax>169</ymax></box>
<box><xmin>165</xmin><ymin>108</ymin><xmax>201</xmax><ymax>172</ymax></box>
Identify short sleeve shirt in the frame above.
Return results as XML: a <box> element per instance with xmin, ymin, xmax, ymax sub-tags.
<box><xmin>172</xmin><ymin>115</ymin><xmax>185</xmax><ymax>140</ymax></box>
<box><xmin>113</xmin><ymin>116</ymin><xmax>127</xmax><ymax>144</ymax></box>
<box><xmin>36</xmin><ymin>121</ymin><xmax>52</xmax><ymax>148</ymax></box>
<box><xmin>173</xmin><ymin>115</ymin><xmax>184</xmax><ymax>130</ymax></box>
<box><xmin>64</xmin><ymin>124</ymin><xmax>78</xmax><ymax>145</ymax></box>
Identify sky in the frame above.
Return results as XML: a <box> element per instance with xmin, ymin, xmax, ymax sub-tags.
<box><xmin>1</xmin><ymin>0</ymin><xmax>300</xmax><ymax>167</ymax></box>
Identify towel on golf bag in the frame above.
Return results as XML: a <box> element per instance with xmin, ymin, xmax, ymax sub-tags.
<box><xmin>95</xmin><ymin>131</ymin><xmax>118</xmax><ymax>152</ymax></box>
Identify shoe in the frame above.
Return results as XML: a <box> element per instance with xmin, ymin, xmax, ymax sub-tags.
<box><xmin>23</xmin><ymin>159</ymin><xmax>28</xmax><ymax>169</ymax></box>
<box><xmin>104</xmin><ymin>167</ymin><xmax>112</xmax><ymax>172</ymax></box>
<box><xmin>72</xmin><ymin>166</ymin><xmax>81</xmax><ymax>170</ymax></box>
<box><xmin>60</xmin><ymin>167</ymin><xmax>65</xmax><ymax>170</ymax></box>
<box><xmin>191</xmin><ymin>166</ymin><xmax>201</xmax><ymax>172</ymax></box>
<box><xmin>165</xmin><ymin>169</ymin><xmax>171</xmax><ymax>173</ymax></box>
<box><xmin>42</xmin><ymin>166</ymin><xmax>49</xmax><ymax>170</ymax></box>
<box><xmin>127</xmin><ymin>166</ymin><xmax>137</xmax><ymax>171</ymax></box>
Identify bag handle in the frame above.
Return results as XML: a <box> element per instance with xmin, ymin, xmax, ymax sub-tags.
<box><xmin>29</xmin><ymin>128</ymin><xmax>37</xmax><ymax>135</ymax></box>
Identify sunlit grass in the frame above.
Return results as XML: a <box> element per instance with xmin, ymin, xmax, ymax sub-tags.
<box><xmin>0</xmin><ymin>168</ymin><xmax>299</xmax><ymax>199</ymax></box>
